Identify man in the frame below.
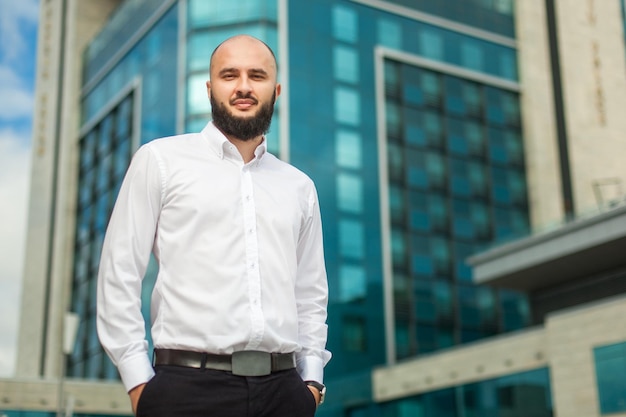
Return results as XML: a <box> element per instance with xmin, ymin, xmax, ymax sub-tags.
<box><xmin>97</xmin><ymin>35</ymin><xmax>331</xmax><ymax>417</ymax></box>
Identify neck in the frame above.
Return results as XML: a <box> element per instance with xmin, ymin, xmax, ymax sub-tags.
<box><xmin>227</xmin><ymin>135</ymin><xmax>263</xmax><ymax>163</ymax></box>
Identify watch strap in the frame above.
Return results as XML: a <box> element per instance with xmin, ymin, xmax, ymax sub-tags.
<box><xmin>305</xmin><ymin>380</ymin><xmax>326</xmax><ymax>405</ymax></box>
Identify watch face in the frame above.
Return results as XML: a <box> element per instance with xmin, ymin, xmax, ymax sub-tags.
<box><xmin>319</xmin><ymin>385</ymin><xmax>326</xmax><ymax>404</ymax></box>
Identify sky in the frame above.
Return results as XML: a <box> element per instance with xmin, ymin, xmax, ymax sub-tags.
<box><xmin>0</xmin><ymin>0</ymin><xmax>39</xmax><ymax>377</ymax></box>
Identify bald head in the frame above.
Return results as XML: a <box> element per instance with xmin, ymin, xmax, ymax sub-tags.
<box><xmin>209</xmin><ymin>35</ymin><xmax>278</xmax><ymax>80</ymax></box>
<box><xmin>205</xmin><ymin>34</ymin><xmax>281</xmax><ymax>143</ymax></box>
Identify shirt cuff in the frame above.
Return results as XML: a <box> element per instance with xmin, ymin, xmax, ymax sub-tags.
<box><xmin>296</xmin><ymin>354</ymin><xmax>325</xmax><ymax>383</ymax></box>
<box><xmin>117</xmin><ymin>353</ymin><xmax>155</xmax><ymax>392</ymax></box>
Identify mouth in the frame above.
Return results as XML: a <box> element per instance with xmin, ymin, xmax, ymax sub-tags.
<box><xmin>231</xmin><ymin>97</ymin><xmax>258</xmax><ymax>110</ymax></box>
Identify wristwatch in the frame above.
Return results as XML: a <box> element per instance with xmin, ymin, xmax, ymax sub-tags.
<box><xmin>305</xmin><ymin>380</ymin><xmax>326</xmax><ymax>405</ymax></box>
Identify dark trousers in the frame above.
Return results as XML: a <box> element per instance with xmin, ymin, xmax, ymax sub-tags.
<box><xmin>136</xmin><ymin>365</ymin><xmax>317</xmax><ymax>417</ymax></box>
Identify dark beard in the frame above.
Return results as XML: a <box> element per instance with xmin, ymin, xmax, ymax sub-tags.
<box><xmin>211</xmin><ymin>92</ymin><xmax>276</xmax><ymax>141</ymax></box>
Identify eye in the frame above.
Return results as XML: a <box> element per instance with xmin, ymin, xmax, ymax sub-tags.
<box><xmin>249</xmin><ymin>71</ymin><xmax>268</xmax><ymax>81</ymax></box>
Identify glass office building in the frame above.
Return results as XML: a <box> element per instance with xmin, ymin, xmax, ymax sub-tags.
<box><xmin>15</xmin><ymin>0</ymin><xmax>626</xmax><ymax>416</ymax></box>
<box><xmin>62</xmin><ymin>0</ymin><xmax>536</xmax><ymax>415</ymax></box>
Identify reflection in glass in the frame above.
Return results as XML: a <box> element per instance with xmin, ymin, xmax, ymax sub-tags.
<box><xmin>339</xmin><ymin>219</ymin><xmax>365</xmax><ymax>259</ymax></box>
<box><xmin>332</xmin><ymin>4</ymin><xmax>358</xmax><ymax>43</ymax></box>
<box><xmin>339</xmin><ymin>265</ymin><xmax>367</xmax><ymax>302</ymax></box>
<box><xmin>335</xmin><ymin>87</ymin><xmax>361</xmax><ymax>126</ymax></box>
<box><xmin>337</xmin><ymin>173</ymin><xmax>363</xmax><ymax>214</ymax></box>
<box><xmin>336</xmin><ymin>129</ymin><xmax>362</xmax><ymax>169</ymax></box>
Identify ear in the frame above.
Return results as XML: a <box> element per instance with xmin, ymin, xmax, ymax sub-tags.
<box><xmin>206</xmin><ymin>80</ymin><xmax>211</xmax><ymax>98</ymax></box>
<box><xmin>275</xmin><ymin>83</ymin><xmax>282</xmax><ymax>99</ymax></box>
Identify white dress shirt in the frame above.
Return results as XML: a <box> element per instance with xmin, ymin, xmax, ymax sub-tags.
<box><xmin>96</xmin><ymin>122</ymin><xmax>331</xmax><ymax>392</ymax></box>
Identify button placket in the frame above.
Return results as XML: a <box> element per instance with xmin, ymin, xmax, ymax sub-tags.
<box><xmin>240</xmin><ymin>167</ymin><xmax>264</xmax><ymax>349</ymax></box>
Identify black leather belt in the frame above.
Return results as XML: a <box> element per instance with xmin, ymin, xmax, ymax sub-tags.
<box><xmin>153</xmin><ymin>349</ymin><xmax>296</xmax><ymax>376</ymax></box>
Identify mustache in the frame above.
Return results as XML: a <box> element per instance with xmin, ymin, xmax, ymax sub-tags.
<box><xmin>230</xmin><ymin>92</ymin><xmax>258</xmax><ymax>105</ymax></box>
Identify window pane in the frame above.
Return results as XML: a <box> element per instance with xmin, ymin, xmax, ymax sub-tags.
<box><xmin>378</xmin><ymin>18</ymin><xmax>402</xmax><ymax>49</ymax></box>
<box><xmin>335</xmin><ymin>87</ymin><xmax>361</xmax><ymax>125</ymax></box>
<box><xmin>187</xmin><ymin>31</ymin><xmax>213</xmax><ymax>72</ymax></box>
<box><xmin>453</xmin><ymin>241</ymin><xmax>475</xmax><ymax>281</ymax></box>
<box><xmin>420</xmin><ymin>28</ymin><xmax>444</xmax><ymax>60</ymax></box>
<box><xmin>339</xmin><ymin>219</ymin><xmax>365</xmax><ymax>259</ymax></box>
<box><xmin>391</xmin><ymin>228</ymin><xmax>407</xmax><ymax>268</ymax></box>
<box><xmin>386</xmin><ymin>100</ymin><xmax>402</xmax><ymax>138</ymax></box>
<box><xmin>461</xmin><ymin>38</ymin><xmax>484</xmax><ymax>71</ymax></box>
<box><xmin>594</xmin><ymin>341</ymin><xmax>626</xmax><ymax>414</ymax></box>
<box><xmin>336</xmin><ymin>130</ymin><xmax>362</xmax><ymax>169</ymax></box>
<box><xmin>332</xmin><ymin>5</ymin><xmax>358</xmax><ymax>43</ymax></box>
<box><xmin>387</xmin><ymin>143</ymin><xmax>405</xmax><ymax>183</ymax></box>
<box><xmin>405</xmin><ymin>110</ymin><xmax>443</xmax><ymax>149</ymax></box>
<box><xmin>384</xmin><ymin>60</ymin><xmax>401</xmax><ymax>98</ymax></box>
<box><xmin>187</xmin><ymin>73</ymin><xmax>211</xmax><ymax>116</ymax></box>
<box><xmin>343</xmin><ymin>316</ymin><xmax>367</xmax><ymax>352</ymax></box>
<box><xmin>337</xmin><ymin>173</ymin><xmax>363</xmax><ymax>214</ymax></box>
<box><xmin>339</xmin><ymin>265</ymin><xmax>367</xmax><ymax>302</ymax></box>
<box><xmin>500</xmin><ymin>289</ymin><xmax>530</xmax><ymax>331</ymax></box>
<box><xmin>188</xmin><ymin>0</ymin><xmax>275</xmax><ymax>27</ymax></box>
<box><xmin>333</xmin><ymin>45</ymin><xmax>359</xmax><ymax>83</ymax></box>
<box><xmin>389</xmin><ymin>185</ymin><xmax>406</xmax><ymax>224</ymax></box>
<box><xmin>81</xmin><ymin>132</ymin><xmax>96</xmax><ymax>170</ymax></box>
<box><xmin>187</xmin><ymin>26</ymin><xmax>278</xmax><ymax>73</ymax></box>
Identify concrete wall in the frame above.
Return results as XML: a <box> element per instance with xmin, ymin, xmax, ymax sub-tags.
<box><xmin>17</xmin><ymin>0</ymin><xmax>122</xmax><ymax>379</ymax></box>
<box><xmin>373</xmin><ymin>327</ymin><xmax>548</xmax><ymax>402</ymax></box>
<box><xmin>515</xmin><ymin>0</ymin><xmax>563</xmax><ymax>231</ymax></box>
<box><xmin>17</xmin><ymin>0</ymin><xmax>66</xmax><ymax>379</ymax></box>
<box><xmin>555</xmin><ymin>0</ymin><xmax>626</xmax><ymax>215</ymax></box>
<box><xmin>0</xmin><ymin>378</ymin><xmax>129</xmax><ymax>415</ymax></box>
<box><xmin>516</xmin><ymin>0</ymin><xmax>626</xmax><ymax>232</ymax></box>
<box><xmin>547</xmin><ymin>295</ymin><xmax>626</xmax><ymax>417</ymax></box>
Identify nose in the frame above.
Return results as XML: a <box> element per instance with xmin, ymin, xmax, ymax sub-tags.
<box><xmin>236</xmin><ymin>75</ymin><xmax>252</xmax><ymax>95</ymax></box>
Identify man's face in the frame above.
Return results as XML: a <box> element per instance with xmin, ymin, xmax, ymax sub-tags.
<box><xmin>207</xmin><ymin>37</ymin><xmax>281</xmax><ymax>141</ymax></box>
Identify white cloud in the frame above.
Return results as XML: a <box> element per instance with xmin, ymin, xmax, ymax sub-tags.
<box><xmin>0</xmin><ymin>128</ymin><xmax>31</xmax><ymax>377</ymax></box>
<box><xmin>0</xmin><ymin>0</ymin><xmax>40</xmax><ymax>62</ymax></box>
<box><xmin>0</xmin><ymin>64</ymin><xmax>35</xmax><ymax>120</ymax></box>
<box><xmin>0</xmin><ymin>0</ymin><xmax>38</xmax><ymax>378</ymax></box>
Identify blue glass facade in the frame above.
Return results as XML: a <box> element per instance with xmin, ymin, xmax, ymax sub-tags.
<box><xmin>385</xmin><ymin>60</ymin><xmax>528</xmax><ymax>358</ymax></box>
<box><xmin>70</xmin><ymin>3</ymin><xmax>179</xmax><ymax>379</ymax></box>
<box><xmin>81</xmin><ymin>2</ymin><xmax>178</xmax><ymax>144</ymax></box>
<box><xmin>382</xmin><ymin>0</ymin><xmax>515</xmax><ymax>37</ymax></box>
<box><xmin>289</xmin><ymin>0</ymin><xmax>388</xmax><ymax>377</ymax></box>
<box><xmin>287</xmin><ymin>0</ymin><xmax>529</xmax><ymax>383</ymax></box>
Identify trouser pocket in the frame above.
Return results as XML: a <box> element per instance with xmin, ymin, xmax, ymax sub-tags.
<box><xmin>135</xmin><ymin>371</ymin><xmax>162</xmax><ymax>417</ymax></box>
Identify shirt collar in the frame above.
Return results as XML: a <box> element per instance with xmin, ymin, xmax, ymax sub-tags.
<box><xmin>202</xmin><ymin>121</ymin><xmax>267</xmax><ymax>163</ymax></box>
<box><xmin>253</xmin><ymin>137</ymin><xmax>267</xmax><ymax>161</ymax></box>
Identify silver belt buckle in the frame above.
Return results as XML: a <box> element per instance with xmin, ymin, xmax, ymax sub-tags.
<box><xmin>231</xmin><ymin>351</ymin><xmax>272</xmax><ymax>376</ymax></box>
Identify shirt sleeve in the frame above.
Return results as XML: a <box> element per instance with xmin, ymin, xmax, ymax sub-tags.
<box><xmin>294</xmin><ymin>183</ymin><xmax>332</xmax><ymax>383</ymax></box>
<box><xmin>96</xmin><ymin>144</ymin><xmax>163</xmax><ymax>392</ymax></box>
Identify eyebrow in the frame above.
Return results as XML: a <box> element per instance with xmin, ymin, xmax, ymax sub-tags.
<box><xmin>249</xmin><ymin>68</ymin><xmax>269</xmax><ymax>77</ymax></box>
<box><xmin>218</xmin><ymin>68</ymin><xmax>269</xmax><ymax>77</ymax></box>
